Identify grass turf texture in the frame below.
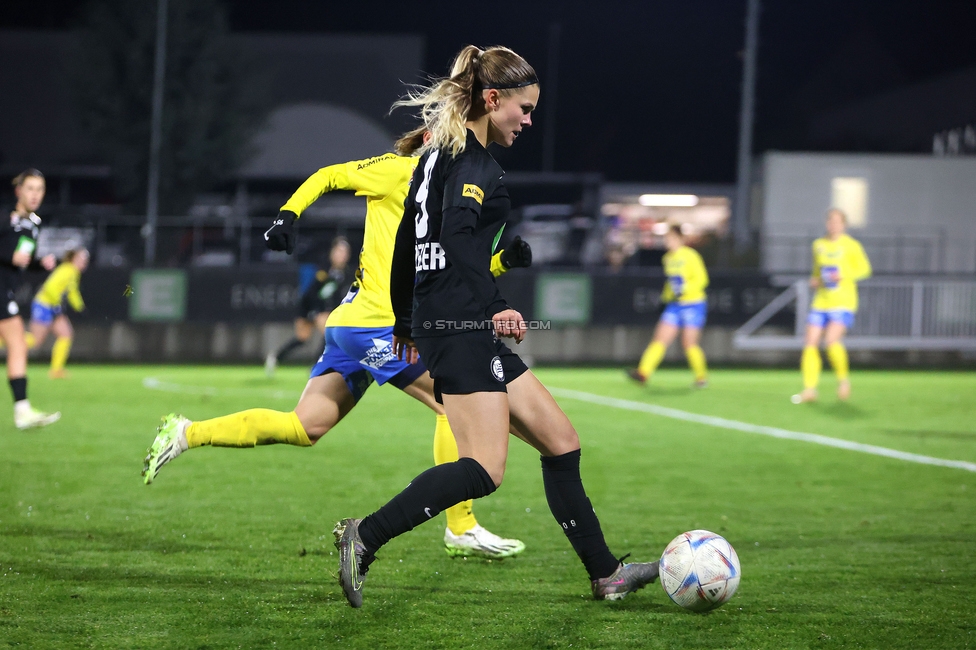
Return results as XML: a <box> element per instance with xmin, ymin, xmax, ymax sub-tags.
<box><xmin>1</xmin><ymin>366</ymin><xmax>974</xmax><ymax>649</ymax></box>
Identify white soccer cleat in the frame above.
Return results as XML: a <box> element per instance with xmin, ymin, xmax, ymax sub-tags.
<box><xmin>14</xmin><ymin>406</ymin><xmax>61</xmax><ymax>430</ymax></box>
<box><xmin>791</xmin><ymin>389</ymin><xmax>817</xmax><ymax>404</ymax></box>
<box><xmin>142</xmin><ymin>414</ymin><xmax>190</xmax><ymax>485</ymax></box>
<box><xmin>264</xmin><ymin>352</ymin><xmax>277</xmax><ymax>378</ymax></box>
<box><xmin>444</xmin><ymin>525</ymin><xmax>526</xmax><ymax>559</ymax></box>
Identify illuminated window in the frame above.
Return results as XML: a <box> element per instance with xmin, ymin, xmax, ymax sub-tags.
<box><xmin>830</xmin><ymin>177</ymin><xmax>868</xmax><ymax>227</ymax></box>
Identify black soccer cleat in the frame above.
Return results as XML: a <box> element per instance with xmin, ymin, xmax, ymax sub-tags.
<box><xmin>625</xmin><ymin>368</ymin><xmax>647</xmax><ymax>385</ymax></box>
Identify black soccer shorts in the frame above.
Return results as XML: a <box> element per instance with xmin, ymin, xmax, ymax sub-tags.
<box><xmin>414</xmin><ymin>329</ymin><xmax>528</xmax><ymax>404</ymax></box>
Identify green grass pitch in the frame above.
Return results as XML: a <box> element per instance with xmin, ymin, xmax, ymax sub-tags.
<box><xmin>1</xmin><ymin>365</ymin><xmax>974</xmax><ymax>649</ymax></box>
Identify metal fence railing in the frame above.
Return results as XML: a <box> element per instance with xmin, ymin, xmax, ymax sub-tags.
<box><xmin>37</xmin><ymin>216</ymin><xmax>366</xmax><ymax>268</ymax></box>
<box><xmin>761</xmin><ymin>232</ymin><xmax>971</xmax><ymax>274</ymax></box>
<box><xmin>735</xmin><ymin>277</ymin><xmax>976</xmax><ymax>350</ymax></box>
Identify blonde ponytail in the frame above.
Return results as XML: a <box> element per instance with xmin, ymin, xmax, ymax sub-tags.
<box><xmin>393</xmin><ymin>45</ymin><xmax>537</xmax><ymax>157</ymax></box>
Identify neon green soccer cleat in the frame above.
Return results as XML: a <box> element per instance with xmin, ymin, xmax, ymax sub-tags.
<box><xmin>142</xmin><ymin>413</ymin><xmax>190</xmax><ymax>485</ymax></box>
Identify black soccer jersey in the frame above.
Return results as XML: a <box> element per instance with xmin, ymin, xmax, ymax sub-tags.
<box><xmin>391</xmin><ymin>130</ymin><xmax>510</xmax><ymax>338</ymax></box>
<box><xmin>0</xmin><ymin>212</ymin><xmax>42</xmax><ymax>319</ymax></box>
<box><xmin>301</xmin><ymin>266</ymin><xmax>351</xmax><ymax>316</ymax></box>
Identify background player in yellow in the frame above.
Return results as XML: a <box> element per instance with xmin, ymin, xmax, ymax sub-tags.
<box><xmin>27</xmin><ymin>247</ymin><xmax>89</xmax><ymax>379</ymax></box>
<box><xmin>793</xmin><ymin>208</ymin><xmax>871</xmax><ymax>403</ymax></box>
<box><xmin>264</xmin><ymin>237</ymin><xmax>352</xmax><ymax>376</ymax></box>
<box><xmin>143</xmin><ymin>141</ymin><xmax>533</xmax><ymax>559</ymax></box>
<box><xmin>627</xmin><ymin>225</ymin><xmax>709</xmax><ymax>387</ymax></box>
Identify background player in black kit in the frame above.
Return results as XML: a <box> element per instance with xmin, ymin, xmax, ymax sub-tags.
<box><xmin>334</xmin><ymin>45</ymin><xmax>659</xmax><ymax>608</ymax></box>
<box><xmin>265</xmin><ymin>236</ymin><xmax>352</xmax><ymax>376</ymax></box>
<box><xmin>0</xmin><ymin>169</ymin><xmax>59</xmax><ymax>429</ymax></box>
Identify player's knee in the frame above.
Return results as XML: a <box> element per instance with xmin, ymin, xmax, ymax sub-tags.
<box><xmin>485</xmin><ymin>465</ymin><xmax>505</xmax><ymax>489</ymax></box>
<box><xmin>473</xmin><ymin>458</ymin><xmax>505</xmax><ymax>489</ymax></box>
<box><xmin>488</xmin><ymin>469</ymin><xmax>504</xmax><ymax>489</ymax></box>
<box><xmin>461</xmin><ymin>456</ymin><xmax>503</xmax><ymax>493</ymax></box>
<box><xmin>548</xmin><ymin>425</ymin><xmax>580</xmax><ymax>457</ymax></box>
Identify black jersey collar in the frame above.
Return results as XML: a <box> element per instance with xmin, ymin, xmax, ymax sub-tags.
<box><xmin>464</xmin><ymin>129</ymin><xmax>505</xmax><ymax>176</ymax></box>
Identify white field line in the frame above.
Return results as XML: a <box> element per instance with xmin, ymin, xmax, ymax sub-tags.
<box><xmin>142</xmin><ymin>377</ymin><xmax>302</xmax><ymax>401</ymax></box>
<box><xmin>548</xmin><ymin>387</ymin><xmax>976</xmax><ymax>474</ymax></box>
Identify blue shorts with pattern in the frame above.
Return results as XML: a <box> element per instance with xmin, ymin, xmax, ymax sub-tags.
<box><xmin>31</xmin><ymin>301</ymin><xmax>61</xmax><ymax>325</ymax></box>
<box><xmin>309</xmin><ymin>326</ymin><xmax>427</xmax><ymax>401</ymax></box>
<box><xmin>660</xmin><ymin>301</ymin><xmax>707</xmax><ymax>329</ymax></box>
<box><xmin>807</xmin><ymin>309</ymin><xmax>855</xmax><ymax>329</ymax></box>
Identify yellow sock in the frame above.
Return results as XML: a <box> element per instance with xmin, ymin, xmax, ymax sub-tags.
<box><xmin>24</xmin><ymin>333</ymin><xmax>36</xmax><ymax>349</ymax></box>
<box><xmin>186</xmin><ymin>409</ymin><xmax>311</xmax><ymax>448</ymax></box>
<box><xmin>801</xmin><ymin>346</ymin><xmax>822</xmax><ymax>390</ymax></box>
<box><xmin>433</xmin><ymin>413</ymin><xmax>478</xmax><ymax>535</ymax></box>
<box><xmin>51</xmin><ymin>337</ymin><xmax>71</xmax><ymax>372</ymax></box>
<box><xmin>685</xmin><ymin>345</ymin><xmax>708</xmax><ymax>381</ymax></box>
<box><xmin>637</xmin><ymin>341</ymin><xmax>667</xmax><ymax>378</ymax></box>
<box><xmin>826</xmin><ymin>342</ymin><xmax>849</xmax><ymax>382</ymax></box>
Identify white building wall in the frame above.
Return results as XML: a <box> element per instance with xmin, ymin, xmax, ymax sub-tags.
<box><xmin>761</xmin><ymin>153</ymin><xmax>976</xmax><ymax>273</ymax></box>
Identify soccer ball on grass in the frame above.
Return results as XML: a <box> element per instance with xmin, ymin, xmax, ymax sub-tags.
<box><xmin>659</xmin><ymin>529</ymin><xmax>740</xmax><ymax>612</ymax></box>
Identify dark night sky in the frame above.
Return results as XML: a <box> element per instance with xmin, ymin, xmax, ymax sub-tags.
<box><xmin>3</xmin><ymin>0</ymin><xmax>975</xmax><ymax>183</ymax></box>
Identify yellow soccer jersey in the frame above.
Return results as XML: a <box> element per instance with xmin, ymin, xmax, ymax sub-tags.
<box><xmin>661</xmin><ymin>246</ymin><xmax>708</xmax><ymax>305</ymax></box>
<box><xmin>281</xmin><ymin>154</ymin><xmax>418</xmax><ymax>328</ymax></box>
<box><xmin>281</xmin><ymin>153</ymin><xmax>516</xmax><ymax>328</ymax></box>
<box><xmin>35</xmin><ymin>262</ymin><xmax>84</xmax><ymax>311</ymax></box>
<box><xmin>810</xmin><ymin>234</ymin><xmax>871</xmax><ymax>312</ymax></box>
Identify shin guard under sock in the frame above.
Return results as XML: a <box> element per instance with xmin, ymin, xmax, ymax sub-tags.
<box><xmin>541</xmin><ymin>450</ymin><xmax>619</xmax><ymax>581</ymax></box>
<box><xmin>826</xmin><ymin>342</ymin><xmax>849</xmax><ymax>381</ymax></box>
<box><xmin>358</xmin><ymin>458</ymin><xmax>496</xmax><ymax>557</ymax></box>
<box><xmin>801</xmin><ymin>346</ymin><xmax>822</xmax><ymax>390</ymax></box>
<box><xmin>185</xmin><ymin>409</ymin><xmax>311</xmax><ymax>448</ymax></box>
<box><xmin>8</xmin><ymin>377</ymin><xmax>27</xmax><ymax>402</ymax></box>
<box><xmin>637</xmin><ymin>341</ymin><xmax>666</xmax><ymax>379</ymax></box>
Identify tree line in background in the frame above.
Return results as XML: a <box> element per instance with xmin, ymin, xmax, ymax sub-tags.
<box><xmin>72</xmin><ymin>0</ymin><xmax>270</xmax><ymax>215</ymax></box>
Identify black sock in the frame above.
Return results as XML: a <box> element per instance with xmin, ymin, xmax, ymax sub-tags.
<box><xmin>541</xmin><ymin>449</ymin><xmax>619</xmax><ymax>581</ymax></box>
<box><xmin>358</xmin><ymin>458</ymin><xmax>496</xmax><ymax>562</ymax></box>
<box><xmin>275</xmin><ymin>337</ymin><xmax>304</xmax><ymax>361</ymax></box>
<box><xmin>9</xmin><ymin>377</ymin><xmax>26</xmax><ymax>402</ymax></box>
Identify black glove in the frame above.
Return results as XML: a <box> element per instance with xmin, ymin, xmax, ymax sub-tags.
<box><xmin>264</xmin><ymin>210</ymin><xmax>297</xmax><ymax>254</ymax></box>
<box><xmin>499</xmin><ymin>235</ymin><xmax>532</xmax><ymax>269</ymax></box>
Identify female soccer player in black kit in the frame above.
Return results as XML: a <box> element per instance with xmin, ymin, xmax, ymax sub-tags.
<box><xmin>1</xmin><ymin>169</ymin><xmax>59</xmax><ymax>429</ymax></box>
<box><xmin>333</xmin><ymin>45</ymin><xmax>659</xmax><ymax>608</ymax></box>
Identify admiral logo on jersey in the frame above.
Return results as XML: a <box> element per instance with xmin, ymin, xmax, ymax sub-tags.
<box><xmin>356</xmin><ymin>154</ymin><xmax>397</xmax><ymax>170</ymax></box>
<box><xmin>462</xmin><ymin>184</ymin><xmax>484</xmax><ymax>204</ymax></box>
<box><xmin>415</xmin><ymin>242</ymin><xmax>446</xmax><ymax>271</ymax></box>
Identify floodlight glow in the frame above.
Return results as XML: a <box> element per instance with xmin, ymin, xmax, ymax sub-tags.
<box><xmin>638</xmin><ymin>194</ymin><xmax>700</xmax><ymax>207</ymax></box>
